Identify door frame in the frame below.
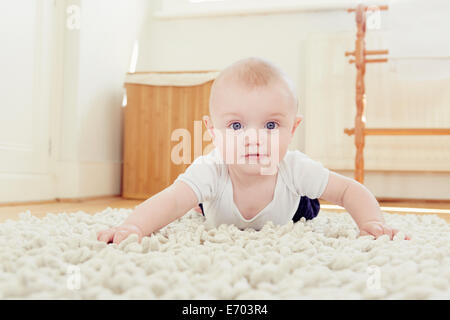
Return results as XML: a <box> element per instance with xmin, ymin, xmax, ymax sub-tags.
<box><xmin>0</xmin><ymin>0</ymin><xmax>65</xmax><ymax>204</ymax></box>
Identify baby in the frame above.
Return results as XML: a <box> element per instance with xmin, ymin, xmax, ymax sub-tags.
<box><xmin>98</xmin><ymin>57</ymin><xmax>411</xmax><ymax>245</ymax></box>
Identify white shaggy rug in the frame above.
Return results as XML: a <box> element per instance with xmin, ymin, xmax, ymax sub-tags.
<box><xmin>0</xmin><ymin>208</ymin><xmax>449</xmax><ymax>300</ymax></box>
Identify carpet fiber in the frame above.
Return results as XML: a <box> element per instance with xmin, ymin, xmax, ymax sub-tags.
<box><xmin>0</xmin><ymin>208</ymin><xmax>449</xmax><ymax>299</ymax></box>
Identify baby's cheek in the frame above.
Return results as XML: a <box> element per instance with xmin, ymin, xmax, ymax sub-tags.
<box><xmin>212</xmin><ymin>135</ymin><xmax>239</xmax><ymax>164</ymax></box>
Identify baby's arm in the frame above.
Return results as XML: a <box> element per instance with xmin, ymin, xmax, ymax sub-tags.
<box><xmin>320</xmin><ymin>171</ymin><xmax>411</xmax><ymax>240</ymax></box>
<box><xmin>97</xmin><ymin>180</ymin><xmax>198</xmax><ymax>244</ymax></box>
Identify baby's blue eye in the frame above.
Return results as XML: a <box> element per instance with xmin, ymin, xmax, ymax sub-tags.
<box><xmin>265</xmin><ymin>121</ymin><xmax>278</xmax><ymax>130</ymax></box>
<box><xmin>229</xmin><ymin>122</ymin><xmax>242</xmax><ymax>130</ymax></box>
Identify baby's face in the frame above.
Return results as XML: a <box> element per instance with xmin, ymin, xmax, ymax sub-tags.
<box><xmin>205</xmin><ymin>80</ymin><xmax>302</xmax><ymax>176</ymax></box>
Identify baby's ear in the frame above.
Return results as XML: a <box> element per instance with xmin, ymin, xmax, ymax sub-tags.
<box><xmin>291</xmin><ymin>115</ymin><xmax>303</xmax><ymax>135</ymax></box>
<box><xmin>203</xmin><ymin>115</ymin><xmax>215</xmax><ymax>139</ymax></box>
<box><xmin>203</xmin><ymin>115</ymin><xmax>212</xmax><ymax>129</ymax></box>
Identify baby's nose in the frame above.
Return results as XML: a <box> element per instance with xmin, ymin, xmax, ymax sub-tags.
<box><xmin>243</xmin><ymin>130</ymin><xmax>260</xmax><ymax>146</ymax></box>
<box><xmin>243</xmin><ymin>127</ymin><xmax>273</xmax><ymax>143</ymax></box>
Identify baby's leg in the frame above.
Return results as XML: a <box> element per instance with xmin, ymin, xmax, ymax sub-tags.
<box><xmin>292</xmin><ymin>196</ymin><xmax>320</xmax><ymax>222</ymax></box>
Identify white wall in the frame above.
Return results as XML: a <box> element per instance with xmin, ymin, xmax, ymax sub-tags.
<box><xmin>138</xmin><ymin>7</ymin><xmax>355</xmax><ymax>151</ymax></box>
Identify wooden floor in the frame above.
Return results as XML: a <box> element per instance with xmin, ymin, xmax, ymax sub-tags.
<box><xmin>0</xmin><ymin>196</ymin><xmax>449</xmax><ymax>224</ymax></box>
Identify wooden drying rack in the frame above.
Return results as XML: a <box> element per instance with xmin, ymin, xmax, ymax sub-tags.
<box><xmin>344</xmin><ymin>4</ymin><xmax>450</xmax><ymax>184</ymax></box>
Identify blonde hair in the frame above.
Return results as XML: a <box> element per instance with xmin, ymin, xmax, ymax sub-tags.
<box><xmin>209</xmin><ymin>57</ymin><xmax>298</xmax><ymax>114</ymax></box>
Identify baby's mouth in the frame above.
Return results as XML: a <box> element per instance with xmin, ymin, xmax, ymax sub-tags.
<box><xmin>244</xmin><ymin>153</ymin><xmax>265</xmax><ymax>157</ymax></box>
<box><xmin>243</xmin><ymin>153</ymin><xmax>270</xmax><ymax>161</ymax></box>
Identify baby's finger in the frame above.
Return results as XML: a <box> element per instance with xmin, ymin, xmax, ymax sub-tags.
<box><xmin>359</xmin><ymin>230</ymin><xmax>370</xmax><ymax>237</ymax></box>
<box><xmin>113</xmin><ymin>229</ymin><xmax>130</xmax><ymax>244</ymax></box>
<box><xmin>97</xmin><ymin>229</ymin><xmax>107</xmax><ymax>240</ymax></box>
<box><xmin>382</xmin><ymin>225</ymin><xmax>394</xmax><ymax>240</ymax></box>
<box><xmin>391</xmin><ymin>228</ymin><xmax>399</xmax><ymax>239</ymax></box>
<box><xmin>97</xmin><ymin>228</ymin><xmax>116</xmax><ymax>243</ymax></box>
<box><xmin>370</xmin><ymin>224</ymin><xmax>384</xmax><ymax>239</ymax></box>
<box><xmin>391</xmin><ymin>229</ymin><xmax>411</xmax><ymax>240</ymax></box>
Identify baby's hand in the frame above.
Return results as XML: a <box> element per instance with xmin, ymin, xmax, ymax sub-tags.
<box><xmin>97</xmin><ymin>224</ymin><xmax>144</xmax><ymax>244</ymax></box>
<box><xmin>359</xmin><ymin>220</ymin><xmax>411</xmax><ymax>240</ymax></box>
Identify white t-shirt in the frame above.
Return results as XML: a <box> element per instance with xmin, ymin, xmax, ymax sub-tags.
<box><xmin>174</xmin><ymin>148</ymin><xmax>330</xmax><ymax>231</ymax></box>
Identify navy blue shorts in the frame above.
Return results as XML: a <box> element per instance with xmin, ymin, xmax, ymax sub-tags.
<box><xmin>198</xmin><ymin>196</ymin><xmax>320</xmax><ymax>222</ymax></box>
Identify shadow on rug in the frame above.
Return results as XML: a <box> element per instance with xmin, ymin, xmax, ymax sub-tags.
<box><xmin>0</xmin><ymin>208</ymin><xmax>448</xmax><ymax>299</ymax></box>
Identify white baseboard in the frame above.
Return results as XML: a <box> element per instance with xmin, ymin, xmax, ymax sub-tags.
<box><xmin>55</xmin><ymin>161</ymin><xmax>122</xmax><ymax>199</ymax></box>
<box><xmin>0</xmin><ymin>161</ymin><xmax>122</xmax><ymax>204</ymax></box>
<box><xmin>0</xmin><ymin>172</ymin><xmax>56</xmax><ymax>203</ymax></box>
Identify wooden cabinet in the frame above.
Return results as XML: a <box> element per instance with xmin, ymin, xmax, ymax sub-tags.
<box><xmin>122</xmin><ymin>71</ymin><xmax>217</xmax><ymax>199</ymax></box>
